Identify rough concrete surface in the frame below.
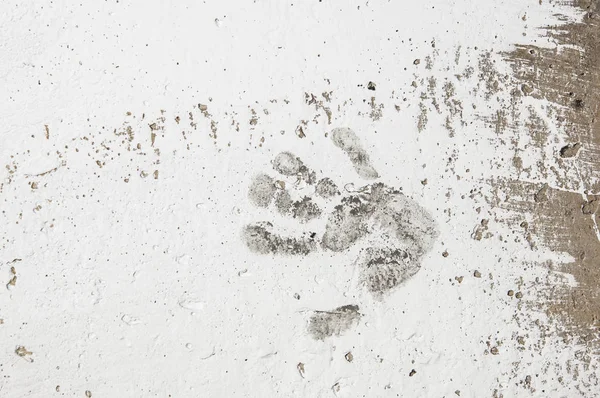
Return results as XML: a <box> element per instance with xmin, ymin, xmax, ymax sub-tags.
<box><xmin>1</xmin><ymin>0</ymin><xmax>599</xmax><ymax>397</ymax></box>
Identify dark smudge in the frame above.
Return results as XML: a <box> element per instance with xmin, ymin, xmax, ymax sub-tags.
<box><xmin>323</xmin><ymin>183</ymin><xmax>438</xmax><ymax>294</ymax></box>
<box><xmin>358</xmin><ymin>247</ymin><xmax>418</xmax><ymax>295</ymax></box>
<box><xmin>272</xmin><ymin>151</ymin><xmax>317</xmax><ymax>184</ymax></box>
<box><xmin>273</xmin><ymin>191</ymin><xmax>322</xmax><ymax>223</ymax></box>
<box><xmin>242</xmin><ymin>222</ymin><xmax>317</xmax><ymax>256</ymax></box>
<box><xmin>274</xmin><ymin>189</ymin><xmax>293</xmax><ymax>214</ymax></box>
<box><xmin>290</xmin><ymin>196</ymin><xmax>322</xmax><ymax>222</ymax></box>
<box><xmin>321</xmin><ymin>196</ymin><xmax>371</xmax><ymax>252</ymax></box>
<box><xmin>371</xmin><ymin>189</ymin><xmax>439</xmax><ymax>261</ymax></box>
<box><xmin>315</xmin><ymin>177</ymin><xmax>339</xmax><ymax>199</ymax></box>
<box><xmin>331</xmin><ymin>127</ymin><xmax>379</xmax><ymax>180</ymax></box>
<box><xmin>272</xmin><ymin>152</ymin><xmax>304</xmax><ymax>176</ymax></box>
<box><xmin>248</xmin><ymin>173</ymin><xmax>276</xmax><ymax>207</ymax></box>
<box><xmin>245</xmin><ymin>182</ymin><xmax>438</xmax><ymax>295</ymax></box>
<box><xmin>307</xmin><ymin>304</ymin><xmax>361</xmax><ymax>340</ymax></box>
<box><xmin>245</xmin><ymin>153</ymin><xmax>438</xmax><ymax>298</ymax></box>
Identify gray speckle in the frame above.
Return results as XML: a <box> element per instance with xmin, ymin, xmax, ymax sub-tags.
<box><xmin>272</xmin><ymin>151</ymin><xmax>317</xmax><ymax>184</ymax></box>
<box><xmin>299</xmin><ymin>165</ymin><xmax>317</xmax><ymax>185</ymax></box>
<box><xmin>358</xmin><ymin>247</ymin><xmax>417</xmax><ymax>295</ymax></box>
<box><xmin>323</xmin><ymin>183</ymin><xmax>438</xmax><ymax>295</ymax></box>
<box><xmin>242</xmin><ymin>222</ymin><xmax>317</xmax><ymax>256</ymax></box>
<box><xmin>291</xmin><ymin>196</ymin><xmax>322</xmax><ymax>223</ymax></box>
<box><xmin>272</xmin><ymin>152</ymin><xmax>304</xmax><ymax>176</ymax></box>
<box><xmin>331</xmin><ymin>127</ymin><xmax>379</xmax><ymax>180</ymax></box>
<box><xmin>273</xmin><ymin>191</ymin><xmax>321</xmax><ymax>222</ymax></box>
<box><xmin>315</xmin><ymin>178</ymin><xmax>339</xmax><ymax>199</ymax></box>
<box><xmin>321</xmin><ymin>196</ymin><xmax>371</xmax><ymax>252</ymax></box>
<box><xmin>371</xmin><ymin>188</ymin><xmax>439</xmax><ymax>260</ymax></box>
<box><xmin>248</xmin><ymin>173</ymin><xmax>276</xmax><ymax>207</ymax></box>
<box><xmin>308</xmin><ymin>305</ymin><xmax>361</xmax><ymax>340</ymax></box>
<box><xmin>321</xmin><ymin>183</ymin><xmax>392</xmax><ymax>252</ymax></box>
<box><xmin>274</xmin><ymin>189</ymin><xmax>293</xmax><ymax>214</ymax></box>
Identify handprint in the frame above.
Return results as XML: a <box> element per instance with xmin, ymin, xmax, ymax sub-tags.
<box><xmin>243</xmin><ymin>127</ymin><xmax>439</xmax><ymax>339</ymax></box>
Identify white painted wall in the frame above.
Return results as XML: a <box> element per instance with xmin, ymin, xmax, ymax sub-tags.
<box><xmin>0</xmin><ymin>1</ymin><xmax>591</xmax><ymax>397</ymax></box>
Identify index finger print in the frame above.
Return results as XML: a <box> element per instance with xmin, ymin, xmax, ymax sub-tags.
<box><xmin>330</xmin><ymin>127</ymin><xmax>379</xmax><ymax>180</ymax></box>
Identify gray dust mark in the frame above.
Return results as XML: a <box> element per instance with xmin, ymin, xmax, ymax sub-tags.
<box><xmin>242</xmin><ymin>222</ymin><xmax>317</xmax><ymax>256</ymax></box>
<box><xmin>290</xmin><ymin>196</ymin><xmax>322</xmax><ymax>223</ymax></box>
<box><xmin>245</xmin><ymin>152</ymin><xmax>438</xmax><ymax>297</ymax></box>
<box><xmin>272</xmin><ymin>152</ymin><xmax>304</xmax><ymax>175</ymax></box>
<box><xmin>371</xmin><ymin>188</ymin><xmax>438</xmax><ymax>261</ymax></box>
<box><xmin>248</xmin><ymin>173</ymin><xmax>276</xmax><ymax>207</ymax></box>
<box><xmin>249</xmin><ymin>159</ymin><xmax>322</xmax><ymax>222</ymax></box>
<box><xmin>273</xmin><ymin>190</ymin><xmax>322</xmax><ymax>223</ymax></box>
<box><xmin>321</xmin><ymin>196</ymin><xmax>371</xmax><ymax>252</ymax></box>
<box><xmin>322</xmin><ymin>183</ymin><xmax>438</xmax><ymax>294</ymax></box>
<box><xmin>307</xmin><ymin>305</ymin><xmax>361</xmax><ymax>340</ymax></box>
<box><xmin>244</xmin><ymin>148</ymin><xmax>439</xmax><ymax>339</ymax></box>
<box><xmin>274</xmin><ymin>189</ymin><xmax>294</xmax><ymax>214</ymax></box>
<box><xmin>331</xmin><ymin>127</ymin><xmax>379</xmax><ymax>180</ymax></box>
<box><xmin>272</xmin><ymin>151</ymin><xmax>317</xmax><ymax>184</ymax></box>
<box><xmin>358</xmin><ymin>247</ymin><xmax>417</xmax><ymax>295</ymax></box>
<box><xmin>315</xmin><ymin>178</ymin><xmax>339</xmax><ymax>199</ymax></box>
<box><xmin>245</xmin><ymin>182</ymin><xmax>438</xmax><ymax>295</ymax></box>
